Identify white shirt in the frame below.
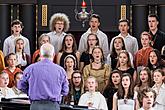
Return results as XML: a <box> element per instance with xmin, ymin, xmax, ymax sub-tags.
<box><xmin>15</xmin><ymin>53</ymin><xmax>27</xmax><ymax>66</ymax></box>
<box><xmin>138</xmin><ymin>107</ymin><xmax>154</xmax><ymax>110</ymax></box>
<box><xmin>47</xmin><ymin>31</ymin><xmax>66</xmax><ymax>54</ymax></box>
<box><xmin>78</xmin><ymin>92</ymin><xmax>108</xmax><ymax>110</ymax></box>
<box><xmin>78</xmin><ymin>28</ymin><xmax>109</xmax><ymax>58</ymax></box>
<box><xmin>110</xmin><ymin>33</ymin><xmax>138</xmax><ymax>56</ymax></box>
<box><xmin>152</xmin><ymin>83</ymin><xmax>165</xmax><ymax>110</ymax></box>
<box><xmin>3</xmin><ymin>34</ymin><xmax>30</xmax><ymax>56</ymax></box>
<box><xmin>0</xmin><ymin>87</ymin><xmax>16</xmax><ymax>98</ymax></box>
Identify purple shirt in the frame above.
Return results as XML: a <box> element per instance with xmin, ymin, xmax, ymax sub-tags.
<box><xmin>18</xmin><ymin>59</ymin><xmax>69</xmax><ymax>102</ymax></box>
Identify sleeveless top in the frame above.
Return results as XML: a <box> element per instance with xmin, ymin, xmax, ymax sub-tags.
<box><xmin>80</xmin><ymin>52</ymin><xmax>92</xmax><ymax>66</ymax></box>
<box><xmin>116</xmin><ymin>67</ymin><xmax>135</xmax><ymax>77</ymax></box>
<box><xmin>114</xmin><ymin>91</ymin><xmax>137</xmax><ymax>110</ymax></box>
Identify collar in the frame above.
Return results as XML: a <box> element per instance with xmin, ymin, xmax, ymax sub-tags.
<box><xmin>118</xmin><ymin>33</ymin><xmax>131</xmax><ymax>38</ymax></box>
<box><xmin>86</xmin><ymin>28</ymin><xmax>100</xmax><ymax>35</ymax></box>
<box><xmin>11</xmin><ymin>34</ymin><xmax>23</xmax><ymax>38</ymax></box>
<box><xmin>153</xmin><ymin>83</ymin><xmax>165</xmax><ymax>89</ymax></box>
<box><xmin>53</xmin><ymin>31</ymin><xmax>66</xmax><ymax>36</ymax></box>
<box><xmin>41</xmin><ymin>58</ymin><xmax>53</xmax><ymax>63</ymax></box>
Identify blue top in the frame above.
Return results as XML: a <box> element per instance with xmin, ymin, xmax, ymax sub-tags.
<box><xmin>18</xmin><ymin>59</ymin><xmax>69</xmax><ymax>103</ymax></box>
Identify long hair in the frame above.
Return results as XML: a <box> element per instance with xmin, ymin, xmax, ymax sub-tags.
<box><xmin>148</xmin><ymin>49</ymin><xmax>165</xmax><ymax>70</ymax></box>
<box><xmin>116</xmin><ymin>50</ymin><xmax>132</xmax><ymax>68</ymax></box>
<box><xmin>91</xmin><ymin>46</ymin><xmax>105</xmax><ymax>69</ymax></box>
<box><xmin>15</xmin><ymin>38</ymin><xmax>25</xmax><ymax>60</ymax></box>
<box><xmin>104</xmin><ymin>70</ymin><xmax>122</xmax><ymax>90</ymax></box>
<box><xmin>64</xmin><ymin>54</ymin><xmax>77</xmax><ymax>69</ymax></box>
<box><xmin>135</xmin><ymin>67</ymin><xmax>153</xmax><ymax>88</ymax></box>
<box><xmin>59</xmin><ymin>33</ymin><xmax>77</xmax><ymax>53</ymax></box>
<box><xmin>70</xmin><ymin>70</ymin><xmax>84</xmax><ymax>95</ymax></box>
<box><xmin>117</xmin><ymin>73</ymin><xmax>135</xmax><ymax>99</ymax></box>
<box><xmin>111</xmin><ymin>36</ymin><xmax>126</xmax><ymax>58</ymax></box>
<box><xmin>49</xmin><ymin>13</ymin><xmax>70</xmax><ymax>32</ymax></box>
<box><xmin>86</xmin><ymin>33</ymin><xmax>99</xmax><ymax>53</ymax></box>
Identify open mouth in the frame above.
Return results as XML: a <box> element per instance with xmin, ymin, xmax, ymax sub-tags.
<box><xmin>92</xmin><ymin>25</ymin><xmax>95</xmax><ymax>28</ymax></box>
<box><xmin>58</xmin><ymin>28</ymin><xmax>62</xmax><ymax>30</ymax></box>
<box><xmin>151</xmin><ymin>59</ymin><xmax>155</xmax><ymax>63</ymax></box>
<box><xmin>4</xmin><ymin>82</ymin><xmax>8</xmax><ymax>85</ymax></box>
<box><xmin>147</xmin><ymin>102</ymin><xmax>152</xmax><ymax>105</ymax></box>
<box><xmin>141</xmin><ymin>78</ymin><xmax>145</xmax><ymax>80</ymax></box>
<box><xmin>114</xmin><ymin>80</ymin><xmax>117</xmax><ymax>83</ymax></box>
<box><xmin>96</xmin><ymin>56</ymin><xmax>99</xmax><ymax>58</ymax></box>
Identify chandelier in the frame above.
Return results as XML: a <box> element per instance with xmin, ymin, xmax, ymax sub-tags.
<box><xmin>74</xmin><ymin>0</ymin><xmax>94</xmax><ymax>27</ymax></box>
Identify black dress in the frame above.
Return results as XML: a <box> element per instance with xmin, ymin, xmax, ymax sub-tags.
<box><xmin>116</xmin><ymin>67</ymin><xmax>135</xmax><ymax>77</ymax></box>
<box><xmin>80</xmin><ymin>52</ymin><xmax>92</xmax><ymax>67</ymax></box>
<box><xmin>103</xmin><ymin>87</ymin><xmax>118</xmax><ymax>110</ymax></box>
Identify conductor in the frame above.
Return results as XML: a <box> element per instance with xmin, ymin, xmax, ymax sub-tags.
<box><xmin>18</xmin><ymin>43</ymin><xmax>69</xmax><ymax>110</ymax></box>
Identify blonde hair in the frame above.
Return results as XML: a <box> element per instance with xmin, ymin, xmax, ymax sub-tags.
<box><xmin>49</xmin><ymin>13</ymin><xmax>70</xmax><ymax>32</ymax></box>
<box><xmin>86</xmin><ymin>76</ymin><xmax>98</xmax><ymax>90</ymax></box>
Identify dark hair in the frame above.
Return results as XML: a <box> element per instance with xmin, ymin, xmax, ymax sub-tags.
<box><xmin>148</xmin><ymin>14</ymin><xmax>159</xmax><ymax>22</ymax></box>
<box><xmin>64</xmin><ymin>54</ymin><xmax>77</xmax><ymax>69</ymax></box>
<box><xmin>104</xmin><ymin>70</ymin><xmax>122</xmax><ymax>90</ymax></box>
<box><xmin>111</xmin><ymin>36</ymin><xmax>126</xmax><ymax>58</ymax></box>
<box><xmin>148</xmin><ymin>49</ymin><xmax>165</xmax><ymax>70</ymax></box>
<box><xmin>138</xmin><ymin>87</ymin><xmax>156</xmax><ymax>107</ymax></box>
<box><xmin>86</xmin><ymin>33</ymin><xmax>100</xmax><ymax>53</ymax></box>
<box><xmin>117</xmin><ymin>73</ymin><xmax>135</xmax><ymax>99</ymax></box>
<box><xmin>136</xmin><ymin>67</ymin><xmax>153</xmax><ymax>88</ymax></box>
<box><xmin>59</xmin><ymin>33</ymin><xmax>77</xmax><ymax>53</ymax></box>
<box><xmin>89</xmin><ymin>14</ymin><xmax>101</xmax><ymax>23</ymax></box>
<box><xmin>11</xmin><ymin>19</ymin><xmax>24</xmax><ymax>28</ymax></box>
<box><xmin>15</xmin><ymin>38</ymin><xmax>26</xmax><ymax>60</ymax></box>
<box><xmin>70</xmin><ymin>70</ymin><xmax>84</xmax><ymax>94</ymax></box>
<box><xmin>6</xmin><ymin>53</ymin><xmax>16</xmax><ymax>61</ymax></box>
<box><xmin>14</xmin><ymin>72</ymin><xmax>23</xmax><ymax>80</ymax></box>
<box><xmin>118</xmin><ymin>19</ymin><xmax>129</xmax><ymax>26</ymax></box>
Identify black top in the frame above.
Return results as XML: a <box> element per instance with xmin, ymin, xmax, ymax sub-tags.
<box><xmin>150</xmin><ymin>30</ymin><xmax>165</xmax><ymax>52</ymax></box>
<box><xmin>103</xmin><ymin>87</ymin><xmax>118</xmax><ymax>110</ymax></box>
<box><xmin>80</xmin><ymin>52</ymin><xmax>92</xmax><ymax>67</ymax></box>
<box><xmin>116</xmin><ymin>67</ymin><xmax>135</xmax><ymax>77</ymax></box>
<box><xmin>110</xmin><ymin>55</ymin><xmax>118</xmax><ymax>70</ymax></box>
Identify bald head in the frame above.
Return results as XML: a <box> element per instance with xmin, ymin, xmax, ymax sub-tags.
<box><xmin>40</xmin><ymin>43</ymin><xmax>54</xmax><ymax>60</ymax></box>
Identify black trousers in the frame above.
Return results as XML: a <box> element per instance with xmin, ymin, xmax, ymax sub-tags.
<box><xmin>30</xmin><ymin>100</ymin><xmax>60</xmax><ymax>110</ymax></box>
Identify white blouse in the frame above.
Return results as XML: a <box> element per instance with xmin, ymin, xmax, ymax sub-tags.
<box><xmin>78</xmin><ymin>92</ymin><xmax>108</xmax><ymax>110</ymax></box>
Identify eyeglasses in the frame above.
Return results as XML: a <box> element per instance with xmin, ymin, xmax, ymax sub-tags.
<box><xmin>55</xmin><ymin>22</ymin><xmax>64</xmax><ymax>25</ymax></box>
<box><xmin>73</xmin><ymin>76</ymin><xmax>81</xmax><ymax>79</ymax></box>
<box><xmin>88</xmin><ymin>39</ymin><xmax>96</xmax><ymax>41</ymax></box>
